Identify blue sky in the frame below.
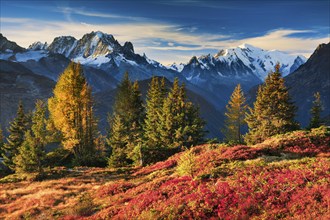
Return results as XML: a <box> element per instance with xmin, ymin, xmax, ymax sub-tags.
<box><xmin>1</xmin><ymin>0</ymin><xmax>329</xmax><ymax>64</ymax></box>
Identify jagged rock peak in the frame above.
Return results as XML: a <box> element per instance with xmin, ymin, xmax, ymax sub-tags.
<box><xmin>47</xmin><ymin>36</ymin><xmax>77</xmax><ymax>57</ymax></box>
<box><xmin>123</xmin><ymin>41</ymin><xmax>134</xmax><ymax>53</ymax></box>
<box><xmin>188</xmin><ymin>56</ymin><xmax>199</xmax><ymax>64</ymax></box>
<box><xmin>28</xmin><ymin>41</ymin><xmax>48</xmax><ymax>50</ymax></box>
<box><xmin>0</xmin><ymin>33</ymin><xmax>26</xmax><ymax>53</ymax></box>
<box><xmin>315</xmin><ymin>42</ymin><xmax>330</xmax><ymax>53</ymax></box>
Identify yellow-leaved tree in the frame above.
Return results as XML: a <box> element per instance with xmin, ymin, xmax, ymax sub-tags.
<box><xmin>48</xmin><ymin>62</ymin><xmax>96</xmax><ymax>165</ymax></box>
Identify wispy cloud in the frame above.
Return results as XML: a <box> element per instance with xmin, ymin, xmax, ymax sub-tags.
<box><xmin>1</xmin><ymin>17</ymin><xmax>328</xmax><ymax>64</ymax></box>
<box><xmin>55</xmin><ymin>6</ymin><xmax>146</xmax><ymax>22</ymax></box>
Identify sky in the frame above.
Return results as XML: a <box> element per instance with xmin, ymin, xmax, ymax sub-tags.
<box><xmin>1</xmin><ymin>0</ymin><xmax>329</xmax><ymax>65</ymax></box>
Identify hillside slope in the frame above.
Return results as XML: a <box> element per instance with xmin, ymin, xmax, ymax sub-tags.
<box><xmin>1</xmin><ymin>127</ymin><xmax>329</xmax><ymax>219</ymax></box>
<box><xmin>285</xmin><ymin>42</ymin><xmax>330</xmax><ymax>126</ymax></box>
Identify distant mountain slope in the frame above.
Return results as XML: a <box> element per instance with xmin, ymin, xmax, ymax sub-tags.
<box><xmin>178</xmin><ymin>44</ymin><xmax>306</xmax><ymax>109</ymax></box>
<box><xmin>246</xmin><ymin>42</ymin><xmax>330</xmax><ymax>127</ymax></box>
<box><xmin>0</xmin><ymin>60</ymin><xmax>55</xmax><ymax>134</ymax></box>
<box><xmin>285</xmin><ymin>42</ymin><xmax>330</xmax><ymax>126</ymax></box>
<box><xmin>181</xmin><ymin>44</ymin><xmax>305</xmax><ymax>82</ymax></box>
<box><xmin>0</xmin><ymin>34</ymin><xmax>25</xmax><ymax>53</ymax></box>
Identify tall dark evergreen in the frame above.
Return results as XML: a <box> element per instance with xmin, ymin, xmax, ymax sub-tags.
<box><xmin>245</xmin><ymin>64</ymin><xmax>299</xmax><ymax>145</ymax></box>
<box><xmin>144</xmin><ymin>77</ymin><xmax>167</xmax><ymax>149</ymax></box>
<box><xmin>308</xmin><ymin>92</ymin><xmax>323</xmax><ymax>129</ymax></box>
<box><xmin>159</xmin><ymin>78</ymin><xmax>205</xmax><ymax>149</ymax></box>
<box><xmin>2</xmin><ymin>101</ymin><xmax>29</xmax><ymax>171</ymax></box>
<box><xmin>108</xmin><ymin>73</ymin><xmax>145</xmax><ymax>167</ymax></box>
<box><xmin>222</xmin><ymin>84</ymin><xmax>247</xmax><ymax>144</ymax></box>
<box><xmin>14</xmin><ymin>100</ymin><xmax>47</xmax><ymax>174</ymax></box>
<box><xmin>127</xmin><ymin>81</ymin><xmax>145</xmax><ymax>165</ymax></box>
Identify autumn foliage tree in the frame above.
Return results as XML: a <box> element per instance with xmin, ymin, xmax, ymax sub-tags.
<box><xmin>222</xmin><ymin>84</ymin><xmax>247</xmax><ymax>144</ymax></box>
<box><xmin>245</xmin><ymin>63</ymin><xmax>299</xmax><ymax>145</ymax></box>
<box><xmin>48</xmin><ymin>62</ymin><xmax>96</xmax><ymax>165</ymax></box>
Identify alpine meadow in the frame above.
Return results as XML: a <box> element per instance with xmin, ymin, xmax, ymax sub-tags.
<box><xmin>0</xmin><ymin>0</ymin><xmax>329</xmax><ymax>219</ymax></box>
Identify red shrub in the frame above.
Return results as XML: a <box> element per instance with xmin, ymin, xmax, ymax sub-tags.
<box><xmin>97</xmin><ymin>182</ymin><xmax>135</xmax><ymax>198</ymax></box>
<box><xmin>133</xmin><ymin>159</ymin><xmax>177</xmax><ymax>176</ymax></box>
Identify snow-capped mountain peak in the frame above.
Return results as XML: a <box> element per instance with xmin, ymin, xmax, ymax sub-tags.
<box><xmin>182</xmin><ymin>43</ymin><xmax>306</xmax><ymax>82</ymax></box>
<box><xmin>167</xmin><ymin>62</ymin><xmax>185</xmax><ymax>72</ymax></box>
<box><xmin>28</xmin><ymin>41</ymin><xmax>48</xmax><ymax>51</ymax></box>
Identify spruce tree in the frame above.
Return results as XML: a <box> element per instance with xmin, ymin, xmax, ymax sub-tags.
<box><xmin>108</xmin><ymin>73</ymin><xmax>145</xmax><ymax>167</ymax></box>
<box><xmin>159</xmin><ymin>78</ymin><xmax>205</xmax><ymax>149</ymax></box>
<box><xmin>14</xmin><ymin>100</ymin><xmax>47</xmax><ymax>174</ymax></box>
<box><xmin>308</xmin><ymin>92</ymin><xmax>323</xmax><ymax>129</ymax></box>
<box><xmin>222</xmin><ymin>84</ymin><xmax>247</xmax><ymax>144</ymax></box>
<box><xmin>144</xmin><ymin>76</ymin><xmax>167</xmax><ymax>149</ymax></box>
<box><xmin>2</xmin><ymin>101</ymin><xmax>28</xmax><ymax>171</ymax></box>
<box><xmin>127</xmin><ymin>81</ymin><xmax>145</xmax><ymax>165</ymax></box>
<box><xmin>245</xmin><ymin>64</ymin><xmax>299</xmax><ymax>145</ymax></box>
<box><xmin>48</xmin><ymin>62</ymin><xmax>96</xmax><ymax>165</ymax></box>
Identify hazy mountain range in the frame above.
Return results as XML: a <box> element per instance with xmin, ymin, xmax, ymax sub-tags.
<box><xmin>0</xmin><ymin>32</ymin><xmax>329</xmax><ymax>138</ymax></box>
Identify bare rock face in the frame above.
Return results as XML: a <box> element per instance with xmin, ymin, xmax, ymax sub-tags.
<box><xmin>0</xmin><ymin>34</ymin><xmax>25</xmax><ymax>53</ymax></box>
<box><xmin>285</xmin><ymin>42</ymin><xmax>330</xmax><ymax>126</ymax></box>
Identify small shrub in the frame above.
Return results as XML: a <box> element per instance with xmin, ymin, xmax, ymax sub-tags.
<box><xmin>71</xmin><ymin>193</ymin><xmax>95</xmax><ymax>217</ymax></box>
<box><xmin>176</xmin><ymin>148</ymin><xmax>196</xmax><ymax>178</ymax></box>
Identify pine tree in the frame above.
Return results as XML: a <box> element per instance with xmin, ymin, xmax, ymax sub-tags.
<box><xmin>308</xmin><ymin>92</ymin><xmax>323</xmax><ymax>129</ymax></box>
<box><xmin>159</xmin><ymin>78</ymin><xmax>205</xmax><ymax>149</ymax></box>
<box><xmin>2</xmin><ymin>101</ymin><xmax>28</xmax><ymax>171</ymax></box>
<box><xmin>48</xmin><ymin>62</ymin><xmax>96</xmax><ymax>165</ymax></box>
<box><xmin>183</xmin><ymin>102</ymin><xmax>206</xmax><ymax>147</ymax></box>
<box><xmin>159</xmin><ymin>78</ymin><xmax>182</xmax><ymax>148</ymax></box>
<box><xmin>127</xmin><ymin>81</ymin><xmax>145</xmax><ymax>165</ymax></box>
<box><xmin>222</xmin><ymin>84</ymin><xmax>247</xmax><ymax>144</ymax></box>
<box><xmin>14</xmin><ymin>100</ymin><xmax>47</xmax><ymax>174</ymax></box>
<box><xmin>108</xmin><ymin>73</ymin><xmax>145</xmax><ymax>167</ymax></box>
<box><xmin>245</xmin><ymin>64</ymin><xmax>299</xmax><ymax>145</ymax></box>
<box><xmin>144</xmin><ymin>76</ymin><xmax>167</xmax><ymax>149</ymax></box>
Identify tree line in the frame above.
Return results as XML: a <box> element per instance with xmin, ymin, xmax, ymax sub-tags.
<box><xmin>0</xmin><ymin>62</ymin><xmax>324</xmax><ymax>177</ymax></box>
<box><xmin>222</xmin><ymin>63</ymin><xmax>325</xmax><ymax>145</ymax></box>
<box><xmin>0</xmin><ymin>62</ymin><xmax>205</xmax><ymax>176</ymax></box>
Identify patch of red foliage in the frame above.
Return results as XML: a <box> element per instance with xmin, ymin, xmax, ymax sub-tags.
<box><xmin>97</xmin><ymin>182</ymin><xmax>136</xmax><ymax>198</ymax></box>
<box><xmin>93</xmin><ymin>157</ymin><xmax>329</xmax><ymax>219</ymax></box>
<box><xmin>282</xmin><ymin>136</ymin><xmax>330</xmax><ymax>157</ymax></box>
<box><xmin>133</xmin><ymin>159</ymin><xmax>177</xmax><ymax>176</ymax></box>
<box><xmin>220</xmin><ymin>145</ymin><xmax>263</xmax><ymax>160</ymax></box>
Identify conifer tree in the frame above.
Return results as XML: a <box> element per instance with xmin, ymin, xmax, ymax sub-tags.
<box><xmin>48</xmin><ymin>62</ymin><xmax>96</xmax><ymax>165</ymax></box>
<box><xmin>2</xmin><ymin>101</ymin><xmax>28</xmax><ymax>171</ymax></box>
<box><xmin>144</xmin><ymin>76</ymin><xmax>167</xmax><ymax>149</ymax></box>
<box><xmin>308</xmin><ymin>92</ymin><xmax>323</xmax><ymax>129</ymax></box>
<box><xmin>159</xmin><ymin>78</ymin><xmax>205</xmax><ymax>149</ymax></box>
<box><xmin>245</xmin><ymin>64</ymin><xmax>299</xmax><ymax>145</ymax></box>
<box><xmin>108</xmin><ymin>73</ymin><xmax>145</xmax><ymax>167</ymax></box>
<box><xmin>14</xmin><ymin>100</ymin><xmax>47</xmax><ymax>174</ymax></box>
<box><xmin>222</xmin><ymin>84</ymin><xmax>247</xmax><ymax>144</ymax></box>
<box><xmin>127</xmin><ymin>81</ymin><xmax>145</xmax><ymax>165</ymax></box>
